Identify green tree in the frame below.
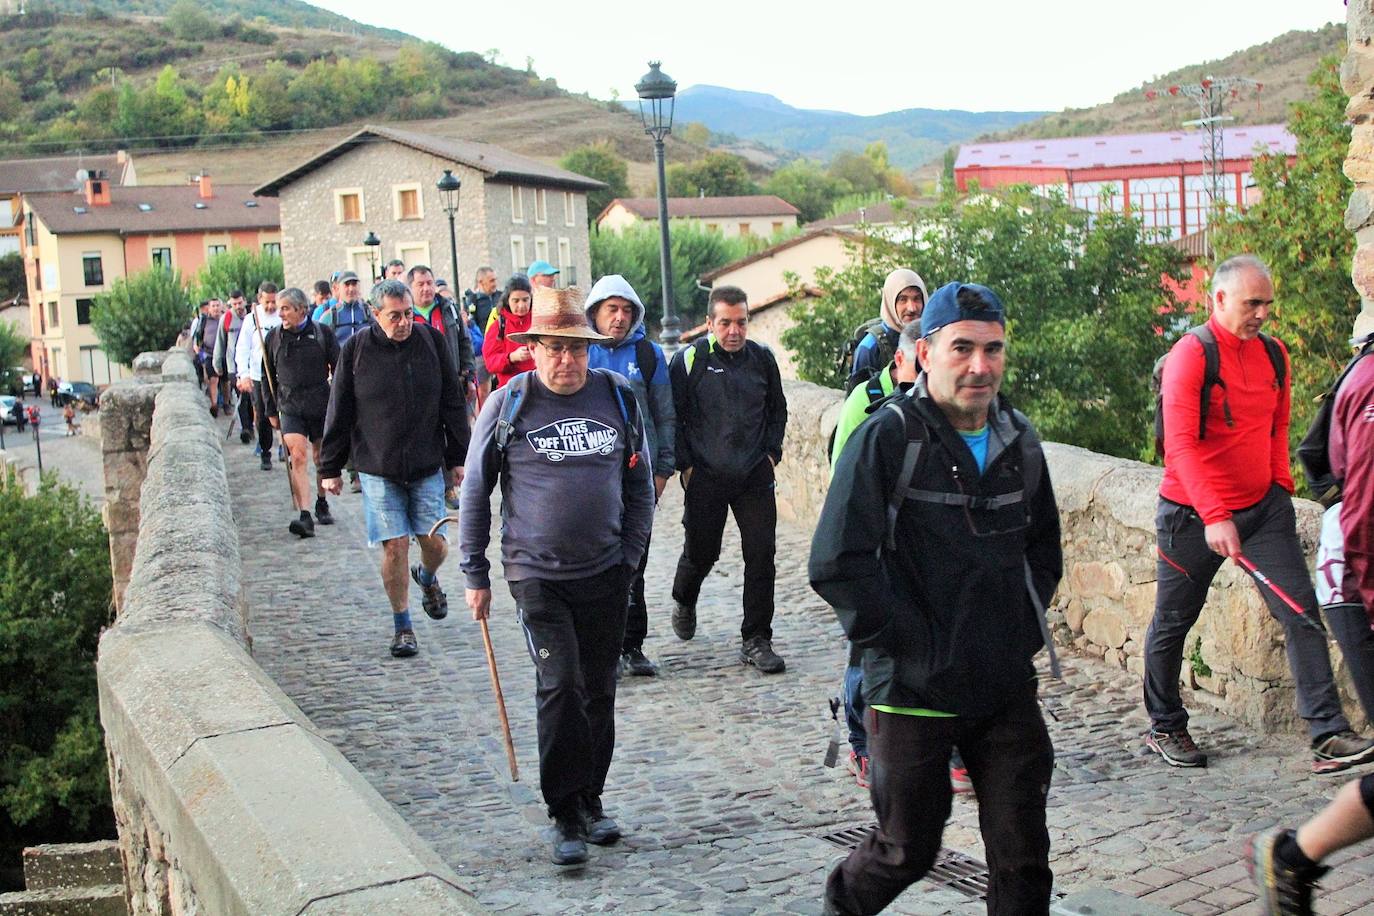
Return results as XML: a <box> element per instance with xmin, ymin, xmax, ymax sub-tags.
<box><xmin>90</xmin><ymin>267</ymin><xmax>191</xmax><ymax>367</ymax></box>
<box><xmin>783</xmin><ymin>185</ymin><xmax>1189</xmax><ymax>458</ymax></box>
<box><xmin>0</xmin><ymin>252</ymin><xmax>24</xmax><ymax>304</ymax></box>
<box><xmin>1211</xmin><ymin>53</ymin><xmax>1356</xmax><ymax>457</ymax></box>
<box><xmin>665</xmin><ymin>151</ymin><xmax>758</xmax><ymax>198</ymax></box>
<box><xmin>190</xmin><ymin>247</ymin><xmax>284</xmax><ymax>304</ymax></box>
<box><xmin>0</xmin><ymin>321</ymin><xmax>28</xmax><ymax>394</ymax></box>
<box><xmin>763</xmin><ymin>160</ymin><xmax>852</xmax><ymax>223</ymax></box>
<box><xmin>0</xmin><ymin>476</ymin><xmax>113</xmax><ymax>847</ymax></box>
<box><xmin>591</xmin><ymin>223</ymin><xmax>752</xmax><ymax>334</ymax></box>
<box><xmin>559</xmin><ymin>144</ymin><xmax>630</xmax><ymax>224</ymax></box>
<box><xmin>165</xmin><ymin>0</ymin><xmax>216</xmax><ymax>40</ymax></box>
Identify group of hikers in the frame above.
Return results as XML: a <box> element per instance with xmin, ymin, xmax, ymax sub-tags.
<box><xmin>182</xmin><ymin>249</ymin><xmax>1374</xmax><ymax>916</ymax></box>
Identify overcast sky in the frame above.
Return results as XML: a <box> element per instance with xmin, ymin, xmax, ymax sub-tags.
<box><xmin>313</xmin><ymin>1</ymin><xmax>1343</xmax><ymax>115</ymax></box>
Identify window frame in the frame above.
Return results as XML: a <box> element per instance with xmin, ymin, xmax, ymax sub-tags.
<box><xmin>151</xmin><ymin>247</ymin><xmax>173</xmax><ymax>271</ymax></box>
<box><xmin>82</xmin><ymin>252</ymin><xmax>103</xmax><ymax>287</ymax></box>
<box><xmin>510</xmin><ymin>186</ymin><xmax>524</xmax><ymax>223</ymax></box>
<box><xmin>392</xmin><ymin>182</ymin><xmax>424</xmax><ymax>221</ymax></box>
<box><xmin>563</xmin><ymin>191</ymin><xmax>575</xmax><ymax>226</ymax></box>
<box><xmin>75</xmin><ymin>298</ymin><xmax>93</xmax><ymax>325</ymax></box>
<box><xmin>206</xmin><ymin>243</ymin><xmax>228</xmax><ymax>259</ymax></box>
<box><xmin>510</xmin><ymin>236</ymin><xmax>526</xmax><ymax>273</ymax></box>
<box><xmin>534</xmin><ymin>188</ymin><xmax>548</xmax><ymax>225</ymax></box>
<box><xmin>334</xmin><ymin>188</ymin><xmax>366</xmax><ymax>224</ymax></box>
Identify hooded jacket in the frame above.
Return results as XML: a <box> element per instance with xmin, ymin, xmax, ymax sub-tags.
<box><xmin>261</xmin><ymin>318</ymin><xmax>339</xmax><ymax>420</ymax></box>
<box><xmin>583</xmin><ymin>274</ymin><xmax>676</xmax><ymax>478</ymax></box>
<box><xmin>810</xmin><ymin>379</ymin><xmax>1062</xmax><ymax>716</ymax></box>
<box><xmin>482</xmin><ymin>306</ymin><xmax>534</xmax><ymax>388</ymax></box>
<box><xmin>851</xmin><ymin>268</ymin><xmax>929</xmax><ymax>383</ymax></box>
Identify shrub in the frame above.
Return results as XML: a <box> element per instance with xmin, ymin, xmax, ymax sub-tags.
<box><xmin>90</xmin><ymin>266</ymin><xmax>191</xmax><ymax>366</ymax></box>
<box><xmin>190</xmin><ymin>247</ymin><xmax>284</xmax><ymax>304</ymax></box>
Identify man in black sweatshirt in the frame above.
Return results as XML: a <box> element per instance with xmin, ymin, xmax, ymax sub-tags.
<box><xmin>669</xmin><ymin>284</ymin><xmax>788</xmax><ymax>673</ymax></box>
<box><xmin>320</xmin><ymin>279</ymin><xmax>470</xmax><ymax>659</ymax></box>
<box><xmin>263</xmin><ymin>287</ymin><xmax>340</xmax><ymax>539</ymax></box>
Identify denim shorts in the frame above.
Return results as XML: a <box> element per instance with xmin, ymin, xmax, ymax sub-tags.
<box><xmin>358</xmin><ymin>469</ymin><xmax>448</xmax><ymax>546</ymax></box>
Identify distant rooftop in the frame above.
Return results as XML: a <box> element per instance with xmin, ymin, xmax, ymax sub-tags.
<box><xmin>601</xmin><ymin>195</ymin><xmax>800</xmax><ymax>222</ymax></box>
<box><xmin>955</xmin><ymin>124</ymin><xmax>1294</xmax><ymax>171</ymax></box>
<box><xmin>0</xmin><ymin>152</ymin><xmax>133</xmax><ymax>194</ymax></box>
<box><xmin>26</xmin><ymin>184</ymin><xmax>278</xmax><ymax>235</ymax></box>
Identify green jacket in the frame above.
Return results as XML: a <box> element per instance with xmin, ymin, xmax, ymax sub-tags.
<box><xmin>830</xmin><ymin>363</ymin><xmax>897</xmax><ymax>472</ymax></box>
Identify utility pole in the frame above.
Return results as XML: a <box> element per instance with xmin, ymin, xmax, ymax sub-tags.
<box><xmin>1145</xmin><ymin>75</ymin><xmax>1262</xmax><ymax>250</ymax></box>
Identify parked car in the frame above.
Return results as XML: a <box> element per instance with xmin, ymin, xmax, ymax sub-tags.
<box><xmin>0</xmin><ymin>394</ymin><xmax>21</xmax><ymax>426</ymax></box>
<box><xmin>57</xmin><ymin>381</ymin><xmax>100</xmax><ymax>409</ymax></box>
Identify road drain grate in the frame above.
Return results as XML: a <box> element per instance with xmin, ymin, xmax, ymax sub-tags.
<box><xmin>818</xmin><ymin>824</ymin><xmax>990</xmax><ymax>900</ymax></box>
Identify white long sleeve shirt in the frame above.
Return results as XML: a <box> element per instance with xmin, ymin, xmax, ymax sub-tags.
<box><xmin>234</xmin><ymin>309</ymin><xmax>281</xmax><ymax>381</ymax></box>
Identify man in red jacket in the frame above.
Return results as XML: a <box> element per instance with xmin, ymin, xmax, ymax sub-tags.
<box><xmin>1144</xmin><ymin>255</ymin><xmax>1374</xmax><ymax>774</ymax></box>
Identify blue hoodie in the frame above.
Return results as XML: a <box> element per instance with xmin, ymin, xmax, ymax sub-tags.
<box><xmin>584</xmin><ymin>274</ymin><xmax>677</xmax><ymax>478</ymax></box>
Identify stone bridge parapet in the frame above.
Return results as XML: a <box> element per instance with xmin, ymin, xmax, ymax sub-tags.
<box><xmin>95</xmin><ymin>349</ymin><xmax>484</xmax><ymax>915</ymax></box>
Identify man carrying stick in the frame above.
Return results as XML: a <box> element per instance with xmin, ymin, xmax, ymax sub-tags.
<box><xmin>459</xmin><ymin>286</ymin><xmax>655</xmax><ymax>867</ymax></box>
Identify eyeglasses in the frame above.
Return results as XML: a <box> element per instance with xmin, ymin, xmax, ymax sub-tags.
<box><xmin>378</xmin><ymin>308</ymin><xmax>414</xmax><ymax>324</ymax></box>
<box><xmin>536</xmin><ymin>340</ymin><xmax>590</xmax><ymax>358</ymax></box>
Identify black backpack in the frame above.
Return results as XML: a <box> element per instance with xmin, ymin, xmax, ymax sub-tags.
<box><xmin>838</xmin><ymin>318</ymin><xmax>896</xmax><ymax>394</ymax></box>
<box><xmin>1297</xmin><ymin>334</ymin><xmax>1374</xmax><ymax>507</ymax></box>
<box><xmin>1151</xmin><ymin>325</ymin><xmax>1286</xmax><ymax>461</ymax></box>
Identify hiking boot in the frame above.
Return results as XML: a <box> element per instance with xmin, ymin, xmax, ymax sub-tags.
<box><xmin>582</xmin><ymin>797</ymin><xmax>621</xmax><ymax>846</ymax></box>
<box><xmin>1311</xmin><ymin>730</ymin><xmax>1374</xmax><ymax>774</ymax></box>
<box><xmin>314</xmin><ymin>496</ymin><xmax>334</xmax><ymax>525</ymax></box>
<box><xmin>288</xmin><ymin>511</ymin><xmax>315</xmax><ymax>539</ymax></box>
<box><xmin>389</xmin><ymin>629</ymin><xmax>418</xmax><ymax>658</ymax></box>
<box><xmin>1248</xmin><ymin>828</ymin><xmax>1327</xmax><ymax>916</ymax></box>
<box><xmin>672</xmin><ymin>600</ymin><xmax>696</xmax><ymax>640</ymax></box>
<box><xmin>549</xmin><ymin>814</ymin><xmax>588</xmax><ymax>865</ymax></box>
<box><xmin>240</xmin><ymin>429</ymin><xmax>252</xmax><ymax>444</ymax></box>
<box><xmin>260</xmin><ymin>453</ymin><xmax>272</xmax><ymax>471</ymax></box>
<box><xmin>950</xmin><ymin>765</ymin><xmax>974</xmax><ymax>795</ymax></box>
<box><xmin>619</xmin><ymin>647</ymin><xmax>657</xmax><ymax>677</ymax></box>
<box><xmin>410</xmin><ymin>565</ymin><xmax>448</xmax><ymax>620</ymax></box>
<box><xmin>209</xmin><ymin>405</ymin><xmax>218</xmax><ymax>418</ymax></box>
<box><xmin>740</xmin><ymin>636</ymin><xmax>786</xmax><ymax>674</ymax></box>
<box><xmin>1145</xmin><ymin>729</ymin><xmax>1207</xmax><ymax>768</ymax></box>
<box><xmin>848</xmin><ymin>751</ymin><xmax>870</xmax><ymax>789</ymax></box>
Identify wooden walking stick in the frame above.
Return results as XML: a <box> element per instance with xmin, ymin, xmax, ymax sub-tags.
<box><xmin>428</xmin><ymin>515</ymin><xmax>519</xmax><ymax>781</ymax></box>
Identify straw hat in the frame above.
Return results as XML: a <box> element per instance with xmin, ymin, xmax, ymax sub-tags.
<box><xmin>508</xmin><ymin>286</ymin><xmax>612</xmax><ymax>344</ymax></box>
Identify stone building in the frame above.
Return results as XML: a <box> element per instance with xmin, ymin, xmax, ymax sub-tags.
<box><xmin>596</xmin><ymin>195</ymin><xmax>799</xmax><ymax>239</ymax></box>
<box><xmin>254</xmin><ymin>124</ymin><xmax>604</xmax><ymax>292</ymax></box>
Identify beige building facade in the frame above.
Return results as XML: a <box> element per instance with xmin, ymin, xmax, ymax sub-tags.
<box><xmin>596</xmin><ymin>195</ymin><xmax>800</xmax><ymax>240</ymax></box>
<box><xmin>255</xmin><ymin>125</ymin><xmax>602</xmax><ymax>292</ymax></box>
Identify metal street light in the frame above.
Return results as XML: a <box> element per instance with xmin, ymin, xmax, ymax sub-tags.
<box><xmin>436</xmin><ymin>169</ymin><xmax>462</xmax><ymax>294</ymax></box>
<box><xmin>636</xmin><ymin>61</ymin><xmax>680</xmax><ymax>353</ymax></box>
<box><xmin>362</xmin><ymin>230</ymin><xmax>381</xmax><ymax>281</ymax></box>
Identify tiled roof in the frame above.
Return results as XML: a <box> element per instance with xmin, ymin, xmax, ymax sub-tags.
<box><xmin>602</xmin><ymin>195</ymin><xmax>800</xmax><ymax>222</ymax></box>
<box><xmin>699</xmin><ymin>228</ymin><xmax>860</xmax><ymax>283</ymax></box>
<box><xmin>1163</xmin><ymin>228</ymin><xmax>1210</xmax><ymax>259</ymax></box>
<box><xmin>26</xmin><ymin>185</ymin><xmax>279</xmax><ymax>235</ymax></box>
<box><xmin>681</xmin><ymin>285</ymin><xmax>822</xmax><ymax>342</ymax></box>
<box><xmin>254</xmin><ymin>124</ymin><xmax>606</xmax><ymax>196</ymax></box>
<box><xmin>807</xmin><ymin>198</ymin><xmax>937</xmax><ymax>229</ymax></box>
<box><xmin>0</xmin><ymin>153</ymin><xmax>131</xmax><ymax>194</ymax></box>
<box><xmin>955</xmin><ymin>124</ymin><xmax>1294</xmax><ymax>171</ymax></box>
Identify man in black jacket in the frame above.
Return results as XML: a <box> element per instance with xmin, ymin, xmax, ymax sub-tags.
<box><xmin>669</xmin><ymin>284</ymin><xmax>788</xmax><ymax>673</ymax></box>
<box><xmin>811</xmin><ymin>282</ymin><xmax>1063</xmax><ymax>916</ymax></box>
<box><xmin>320</xmin><ymin>279</ymin><xmax>470</xmax><ymax>658</ymax></box>
<box><xmin>262</xmin><ymin>287</ymin><xmax>340</xmax><ymax>539</ymax></box>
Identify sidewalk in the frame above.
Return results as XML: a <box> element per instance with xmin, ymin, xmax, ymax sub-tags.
<box><xmin>224</xmin><ymin>425</ymin><xmax>1374</xmax><ymax>915</ymax></box>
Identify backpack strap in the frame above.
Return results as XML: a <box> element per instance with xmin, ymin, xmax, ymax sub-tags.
<box><xmin>494</xmin><ymin>371</ymin><xmax>531</xmax><ymax>457</ymax></box>
<box><xmin>634</xmin><ymin>337</ymin><xmax>659</xmax><ymax>385</ymax></box>
<box><xmin>684</xmin><ymin>337</ymin><xmax>711</xmax><ymax>391</ymax></box>
<box><xmin>598</xmin><ymin>368</ymin><xmax>644</xmax><ymax>470</ymax></box>
<box><xmin>883</xmin><ymin>400</ymin><xmax>924</xmax><ymax>551</ymax></box>
<box><xmin>1189</xmin><ymin>325</ymin><xmax>1228</xmax><ymax>438</ymax></box>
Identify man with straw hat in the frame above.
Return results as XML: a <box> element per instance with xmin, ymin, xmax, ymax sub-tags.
<box><xmin>459</xmin><ymin>285</ymin><xmax>655</xmax><ymax>867</ymax></box>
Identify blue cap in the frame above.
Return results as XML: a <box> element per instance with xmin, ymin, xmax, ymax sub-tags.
<box><xmin>919</xmin><ymin>282</ymin><xmax>1006</xmax><ymax>338</ymax></box>
<box><xmin>527</xmin><ymin>259</ymin><xmax>560</xmax><ymax>277</ymax></box>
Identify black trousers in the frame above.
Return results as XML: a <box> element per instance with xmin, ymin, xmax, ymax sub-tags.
<box><xmin>826</xmin><ymin>687</ymin><xmax>1055</xmax><ymax>916</ymax></box>
<box><xmin>228</xmin><ymin>376</ymin><xmax>254</xmax><ymax>433</ymax></box>
<box><xmin>622</xmin><ymin>530</ymin><xmax>652</xmax><ymax>652</ymax></box>
<box><xmin>671</xmin><ymin>459</ymin><xmax>777</xmax><ymax>641</ymax></box>
<box><xmin>510</xmin><ymin>565</ymin><xmax>630</xmax><ymax>819</ymax></box>
<box><xmin>250</xmin><ymin>380</ymin><xmax>274</xmax><ymax>454</ymax></box>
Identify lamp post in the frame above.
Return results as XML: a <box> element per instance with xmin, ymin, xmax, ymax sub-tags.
<box><xmin>436</xmin><ymin>169</ymin><xmax>462</xmax><ymax>293</ymax></box>
<box><xmin>362</xmin><ymin>231</ymin><xmax>381</xmax><ymax>281</ymax></box>
<box><xmin>636</xmin><ymin>61</ymin><xmax>679</xmax><ymax>352</ymax></box>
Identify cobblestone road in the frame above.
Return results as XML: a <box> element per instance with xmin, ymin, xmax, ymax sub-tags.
<box><xmin>222</xmin><ymin>425</ymin><xmax>1374</xmax><ymax>915</ymax></box>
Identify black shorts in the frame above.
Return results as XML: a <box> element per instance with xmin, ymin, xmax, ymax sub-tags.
<box><xmin>279</xmin><ymin>412</ymin><xmax>325</xmax><ymax>441</ymax></box>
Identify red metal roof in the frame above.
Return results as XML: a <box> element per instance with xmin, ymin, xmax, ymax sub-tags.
<box><xmin>955</xmin><ymin>124</ymin><xmax>1293</xmax><ymax>171</ymax></box>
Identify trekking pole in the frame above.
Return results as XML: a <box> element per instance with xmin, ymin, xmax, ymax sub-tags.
<box><xmin>426</xmin><ymin>514</ymin><xmax>519</xmax><ymax>781</ymax></box>
<box><xmin>1235</xmin><ymin>553</ymin><xmax>1327</xmax><ymax>634</ymax></box>
<box><xmin>252</xmin><ymin>304</ymin><xmax>294</xmax><ymax>506</ymax></box>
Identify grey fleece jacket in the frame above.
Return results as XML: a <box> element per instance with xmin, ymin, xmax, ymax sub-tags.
<box><xmin>458</xmin><ymin>369</ymin><xmax>655</xmax><ymax>589</ymax></box>
<box><xmin>583</xmin><ymin>274</ymin><xmax>676</xmax><ymax>478</ymax></box>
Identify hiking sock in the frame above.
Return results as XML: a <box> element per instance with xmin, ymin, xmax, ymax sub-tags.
<box><xmin>416</xmin><ymin>565</ymin><xmax>437</xmax><ymax>587</ymax></box>
<box><xmin>1276</xmin><ymin>829</ymin><xmax>1320</xmax><ymax>870</ymax></box>
<box><xmin>393</xmin><ymin>609</ymin><xmax>413</xmax><ymax>634</ymax></box>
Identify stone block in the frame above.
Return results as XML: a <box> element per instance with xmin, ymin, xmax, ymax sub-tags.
<box><xmin>1064</xmin><ymin>597</ymin><xmax>1088</xmax><ymax>634</ymax></box>
<box><xmin>1069</xmin><ymin>561</ymin><xmax>1126</xmax><ymax>600</ymax></box>
<box><xmin>22</xmin><ymin>840</ymin><xmax>123</xmax><ymax>891</ymax></box>
<box><xmin>1042</xmin><ymin>443</ymin><xmax>1118</xmax><ymax>514</ymax></box>
<box><xmin>299</xmin><ymin>876</ymin><xmax>483</xmax><ymax>914</ymax></box>
<box><xmin>1349</xmin><ymin>127</ymin><xmax>1374</xmax><ymax>185</ymax></box>
<box><xmin>1350</xmin><ymin>188</ymin><xmax>1374</xmax><ymax>232</ymax></box>
<box><xmin>1351</xmin><ymin>2</ymin><xmax>1374</xmax><ymax>47</ymax></box>
<box><xmin>1082</xmin><ymin>608</ymin><xmax>1128</xmax><ymax>650</ymax></box>
<box><xmin>0</xmin><ymin>884</ymin><xmax>126</xmax><ymax>915</ymax></box>
<box><xmin>1052</xmin><ymin>888</ymin><xmax>1182</xmax><ymax>915</ymax></box>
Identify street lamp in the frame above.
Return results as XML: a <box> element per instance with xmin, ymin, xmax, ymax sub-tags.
<box><xmin>436</xmin><ymin>169</ymin><xmax>462</xmax><ymax>293</ymax></box>
<box><xmin>362</xmin><ymin>231</ymin><xmax>381</xmax><ymax>281</ymax></box>
<box><xmin>636</xmin><ymin>61</ymin><xmax>680</xmax><ymax>352</ymax></box>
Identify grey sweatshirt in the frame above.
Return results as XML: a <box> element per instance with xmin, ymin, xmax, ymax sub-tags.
<box><xmin>459</xmin><ymin>369</ymin><xmax>655</xmax><ymax>589</ymax></box>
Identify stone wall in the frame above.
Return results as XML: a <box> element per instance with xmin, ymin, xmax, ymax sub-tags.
<box><xmin>1346</xmin><ymin>3</ymin><xmax>1374</xmax><ymax>332</ymax></box>
<box><xmin>778</xmin><ymin>379</ymin><xmax>1357</xmax><ymax>735</ymax></box>
<box><xmin>96</xmin><ymin>354</ymin><xmax>485</xmax><ymax>914</ymax></box>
